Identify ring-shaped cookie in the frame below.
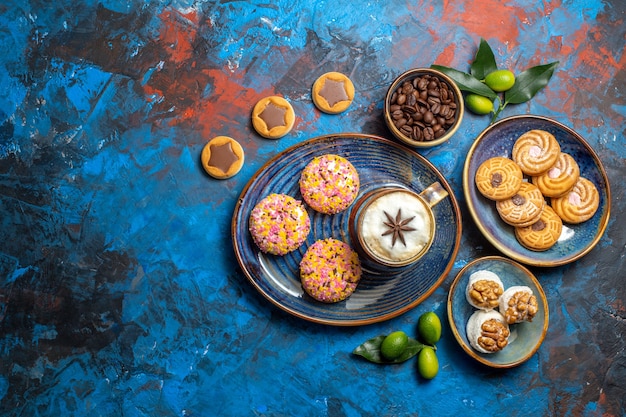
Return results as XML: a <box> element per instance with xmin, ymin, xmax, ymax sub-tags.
<box><xmin>512</xmin><ymin>129</ymin><xmax>561</xmax><ymax>175</ymax></box>
<box><xmin>532</xmin><ymin>152</ymin><xmax>580</xmax><ymax>197</ymax></box>
<box><xmin>312</xmin><ymin>72</ymin><xmax>355</xmax><ymax>114</ymax></box>
<box><xmin>251</xmin><ymin>96</ymin><xmax>295</xmax><ymax>139</ymax></box>
<box><xmin>550</xmin><ymin>177</ymin><xmax>599</xmax><ymax>224</ymax></box>
<box><xmin>475</xmin><ymin>157</ymin><xmax>523</xmax><ymax>200</ymax></box>
<box><xmin>201</xmin><ymin>136</ymin><xmax>245</xmax><ymax>179</ymax></box>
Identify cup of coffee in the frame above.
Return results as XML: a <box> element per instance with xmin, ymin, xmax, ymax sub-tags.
<box><xmin>349</xmin><ymin>183</ymin><xmax>448</xmax><ymax>268</ymax></box>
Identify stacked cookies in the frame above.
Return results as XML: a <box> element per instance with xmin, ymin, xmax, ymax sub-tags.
<box><xmin>475</xmin><ymin>129</ymin><xmax>600</xmax><ymax>251</ymax></box>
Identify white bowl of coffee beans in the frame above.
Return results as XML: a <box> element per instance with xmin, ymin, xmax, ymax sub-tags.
<box><xmin>384</xmin><ymin>68</ymin><xmax>464</xmax><ymax>148</ymax></box>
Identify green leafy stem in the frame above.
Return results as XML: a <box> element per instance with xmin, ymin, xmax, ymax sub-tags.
<box><xmin>352</xmin><ymin>335</ymin><xmax>433</xmax><ymax>364</ymax></box>
<box><xmin>432</xmin><ymin>38</ymin><xmax>559</xmax><ymax>123</ymax></box>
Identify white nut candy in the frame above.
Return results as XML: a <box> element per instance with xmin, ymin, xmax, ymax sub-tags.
<box><xmin>466</xmin><ymin>310</ymin><xmax>510</xmax><ymax>354</ymax></box>
<box><xmin>499</xmin><ymin>285</ymin><xmax>539</xmax><ymax>324</ymax></box>
<box><xmin>465</xmin><ymin>270</ymin><xmax>504</xmax><ymax>310</ymax></box>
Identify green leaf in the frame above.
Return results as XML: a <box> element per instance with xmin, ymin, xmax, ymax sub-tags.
<box><xmin>352</xmin><ymin>335</ymin><xmax>430</xmax><ymax>364</ymax></box>
<box><xmin>431</xmin><ymin>65</ymin><xmax>497</xmax><ymax>100</ymax></box>
<box><xmin>503</xmin><ymin>61</ymin><xmax>559</xmax><ymax>105</ymax></box>
<box><xmin>470</xmin><ymin>38</ymin><xmax>498</xmax><ymax>80</ymax></box>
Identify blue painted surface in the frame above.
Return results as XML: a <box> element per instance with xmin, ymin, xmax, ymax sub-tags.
<box><xmin>0</xmin><ymin>0</ymin><xmax>624</xmax><ymax>416</ymax></box>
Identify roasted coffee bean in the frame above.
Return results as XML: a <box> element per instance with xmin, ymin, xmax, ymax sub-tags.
<box><xmin>406</xmin><ymin>93</ymin><xmax>416</xmax><ymax>106</ymax></box>
<box><xmin>423</xmin><ymin>126</ymin><xmax>435</xmax><ymax>141</ymax></box>
<box><xmin>389</xmin><ymin>73</ymin><xmax>458</xmax><ymax>142</ymax></box>
<box><xmin>400</xmin><ymin>124</ymin><xmax>413</xmax><ymax>136</ymax></box>
<box><xmin>413</xmin><ymin>126</ymin><xmax>423</xmax><ymax>141</ymax></box>
<box><xmin>402</xmin><ymin>105</ymin><xmax>417</xmax><ymax>114</ymax></box>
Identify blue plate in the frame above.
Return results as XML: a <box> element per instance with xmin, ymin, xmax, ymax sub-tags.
<box><xmin>463</xmin><ymin>115</ymin><xmax>611</xmax><ymax>267</ymax></box>
<box><xmin>447</xmin><ymin>256</ymin><xmax>549</xmax><ymax>368</ymax></box>
<box><xmin>232</xmin><ymin>134</ymin><xmax>462</xmax><ymax>326</ymax></box>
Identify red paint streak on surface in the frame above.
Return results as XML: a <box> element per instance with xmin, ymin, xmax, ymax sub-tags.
<box><xmin>195</xmin><ymin>69</ymin><xmax>289</xmax><ymax>149</ymax></box>
<box><xmin>442</xmin><ymin>0</ymin><xmax>522</xmax><ymax>47</ymax></box>
<box><xmin>548</xmin><ymin>36</ymin><xmax>570</xmax><ymax>57</ymax></box>
<box><xmin>158</xmin><ymin>9</ymin><xmax>199</xmax><ymax>64</ymax></box>
<box><xmin>136</xmin><ymin>9</ymin><xmax>301</xmax><ymax>158</ymax></box>
<box><xmin>433</xmin><ymin>43</ymin><xmax>457</xmax><ymax>67</ymax></box>
<box><xmin>550</xmin><ymin>24</ymin><xmax>623</xmax><ymax>129</ymax></box>
<box><xmin>576</xmin><ymin>27</ymin><xmax>621</xmax><ymax>77</ymax></box>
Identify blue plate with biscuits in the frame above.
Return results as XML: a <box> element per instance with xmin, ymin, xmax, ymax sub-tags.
<box><xmin>232</xmin><ymin>134</ymin><xmax>462</xmax><ymax>326</ymax></box>
<box><xmin>463</xmin><ymin>115</ymin><xmax>611</xmax><ymax>267</ymax></box>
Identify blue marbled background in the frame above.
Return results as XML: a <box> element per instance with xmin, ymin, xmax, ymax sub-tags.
<box><xmin>0</xmin><ymin>0</ymin><xmax>624</xmax><ymax>416</ymax></box>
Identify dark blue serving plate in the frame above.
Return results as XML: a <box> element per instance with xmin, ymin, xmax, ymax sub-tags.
<box><xmin>463</xmin><ymin>115</ymin><xmax>611</xmax><ymax>267</ymax></box>
<box><xmin>232</xmin><ymin>134</ymin><xmax>462</xmax><ymax>325</ymax></box>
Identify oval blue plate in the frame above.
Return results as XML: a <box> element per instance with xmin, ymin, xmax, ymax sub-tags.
<box><xmin>232</xmin><ymin>134</ymin><xmax>462</xmax><ymax>326</ymax></box>
<box><xmin>447</xmin><ymin>256</ymin><xmax>549</xmax><ymax>368</ymax></box>
<box><xmin>463</xmin><ymin>115</ymin><xmax>611</xmax><ymax>267</ymax></box>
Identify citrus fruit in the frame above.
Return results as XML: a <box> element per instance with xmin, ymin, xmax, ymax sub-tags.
<box><xmin>417</xmin><ymin>311</ymin><xmax>442</xmax><ymax>345</ymax></box>
<box><xmin>380</xmin><ymin>331</ymin><xmax>409</xmax><ymax>360</ymax></box>
<box><xmin>484</xmin><ymin>69</ymin><xmax>516</xmax><ymax>92</ymax></box>
<box><xmin>417</xmin><ymin>346</ymin><xmax>439</xmax><ymax>379</ymax></box>
<box><xmin>465</xmin><ymin>94</ymin><xmax>494</xmax><ymax>115</ymax></box>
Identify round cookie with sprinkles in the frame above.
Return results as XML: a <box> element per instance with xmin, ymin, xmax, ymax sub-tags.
<box><xmin>248</xmin><ymin>193</ymin><xmax>310</xmax><ymax>255</ymax></box>
<box><xmin>299</xmin><ymin>154</ymin><xmax>360</xmax><ymax>215</ymax></box>
<box><xmin>312</xmin><ymin>72</ymin><xmax>355</xmax><ymax>114</ymax></box>
<box><xmin>300</xmin><ymin>238</ymin><xmax>362</xmax><ymax>303</ymax></box>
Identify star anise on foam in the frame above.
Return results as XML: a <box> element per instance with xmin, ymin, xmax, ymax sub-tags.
<box><xmin>381</xmin><ymin>209</ymin><xmax>416</xmax><ymax>247</ymax></box>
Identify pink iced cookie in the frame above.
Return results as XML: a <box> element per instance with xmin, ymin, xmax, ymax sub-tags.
<box><xmin>300</xmin><ymin>238</ymin><xmax>362</xmax><ymax>303</ymax></box>
<box><xmin>249</xmin><ymin>193</ymin><xmax>310</xmax><ymax>255</ymax></box>
<box><xmin>299</xmin><ymin>154</ymin><xmax>360</xmax><ymax>214</ymax></box>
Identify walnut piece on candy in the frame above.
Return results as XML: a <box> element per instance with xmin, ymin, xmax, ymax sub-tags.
<box><xmin>466</xmin><ymin>310</ymin><xmax>510</xmax><ymax>354</ymax></box>
<box><xmin>465</xmin><ymin>270</ymin><xmax>504</xmax><ymax>310</ymax></box>
<box><xmin>499</xmin><ymin>285</ymin><xmax>538</xmax><ymax>324</ymax></box>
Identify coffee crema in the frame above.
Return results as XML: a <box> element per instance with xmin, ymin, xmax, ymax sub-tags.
<box><xmin>359</xmin><ymin>190</ymin><xmax>433</xmax><ymax>265</ymax></box>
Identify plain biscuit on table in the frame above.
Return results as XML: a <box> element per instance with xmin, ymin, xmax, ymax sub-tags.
<box><xmin>251</xmin><ymin>96</ymin><xmax>296</xmax><ymax>139</ymax></box>
<box><xmin>201</xmin><ymin>136</ymin><xmax>245</xmax><ymax>179</ymax></box>
<box><xmin>311</xmin><ymin>72</ymin><xmax>355</xmax><ymax>114</ymax></box>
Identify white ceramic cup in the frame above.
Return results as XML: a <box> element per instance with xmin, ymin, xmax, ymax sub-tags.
<box><xmin>350</xmin><ymin>183</ymin><xmax>448</xmax><ymax>267</ymax></box>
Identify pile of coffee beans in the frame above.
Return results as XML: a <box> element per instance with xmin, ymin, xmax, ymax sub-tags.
<box><xmin>388</xmin><ymin>74</ymin><xmax>458</xmax><ymax>142</ymax></box>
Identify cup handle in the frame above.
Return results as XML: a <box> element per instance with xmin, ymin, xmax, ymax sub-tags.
<box><xmin>420</xmin><ymin>182</ymin><xmax>448</xmax><ymax>208</ymax></box>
